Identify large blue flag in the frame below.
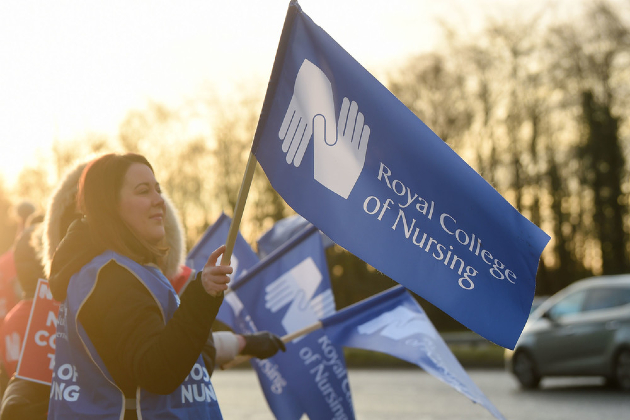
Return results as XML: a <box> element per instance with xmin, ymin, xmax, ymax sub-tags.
<box><xmin>321</xmin><ymin>285</ymin><xmax>506</xmax><ymax>420</ymax></box>
<box><xmin>186</xmin><ymin>213</ymin><xmax>260</xmax><ymax>330</ymax></box>
<box><xmin>229</xmin><ymin>225</ymin><xmax>355</xmax><ymax>420</ymax></box>
<box><xmin>251</xmin><ymin>1</ymin><xmax>550</xmax><ymax>349</ymax></box>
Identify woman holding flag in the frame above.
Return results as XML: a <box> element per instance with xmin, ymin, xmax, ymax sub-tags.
<box><xmin>44</xmin><ymin>153</ymin><xmax>243</xmax><ymax>419</ymax></box>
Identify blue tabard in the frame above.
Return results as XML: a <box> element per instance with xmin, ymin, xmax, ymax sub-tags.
<box><xmin>48</xmin><ymin>251</ymin><xmax>223</xmax><ymax>420</ymax></box>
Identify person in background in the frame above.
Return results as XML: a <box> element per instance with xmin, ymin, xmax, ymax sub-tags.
<box><xmin>0</xmin><ymin>215</ymin><xmax>45</xmax><ymax>381</ymax></box>
<box><xmin>0</xmin><ymin>215</ymin><xmax>49</xmax><ymax>420</ymax></box>
<box><xmin>0</xmin><ymin>201</ymin><xmax>35</xmax><ymax>326</ymax></box>
<box><xmin>0</xmin><ymin>253</ymin><xmax>16</xmax><ymax>325</ymax></box>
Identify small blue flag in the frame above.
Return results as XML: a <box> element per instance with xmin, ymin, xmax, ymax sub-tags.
<box><xmin>251</xmin><ymin>2</ymin><xmax>550</xmax><ymax>349</ymax></box>
<box><xmin>186</xmin><ymin>213</ymin><xmax>259</xmax><ymax>330</ymax></box>
<box><xmin>230</xmin><ymin>225</ymin><xmax>356</xmax><ymax>420</ymax></box>
<box><xmin>321</xmin><ymin>286</ymin><xmax>506</xmax><ymax>420</ymax></box>
<box><xmin>257</xmin><ymin>214</ymin><xmax>334</xmax><ymax>258</ymax></box>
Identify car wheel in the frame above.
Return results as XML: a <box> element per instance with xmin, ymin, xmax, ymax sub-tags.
<box><xmin>613</xmin><ymin>348</ymin><xmax>630</xmax><ymax>391</ymax></box>
<box><xmin>512</xmin><ymin>351</ymin><xmax>541</xmax><ymax>389</ymax></box>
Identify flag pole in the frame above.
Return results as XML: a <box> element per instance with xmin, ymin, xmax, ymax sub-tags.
<box><xmin>220</xmin><ymin>153</ymin><xmax>257</xmax><ymax>266</ymax></box>
<box><xmin>220</xmin><ymin>286</ymin><xmax>404</xmax><ymax>368</ymax></box>
<box><xmin>219</xmin><ymin>0</ymin><xmax>300</xmax><ymax>266</ymax></box>
<box><xmin>281</xmin><ymin>320</ymin><xmax>323</xmax><ymax>342</ymax></box>
<box><xmin>220</xmin><ymin>320</ymin><xmax>323</xmax><ymax>370</ymax></box>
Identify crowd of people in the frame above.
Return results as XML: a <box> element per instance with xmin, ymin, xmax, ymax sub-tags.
<box><xmin>0</xmin><ymin>153</ymin><xmax>285</xmax><ymax>419</ymax></box>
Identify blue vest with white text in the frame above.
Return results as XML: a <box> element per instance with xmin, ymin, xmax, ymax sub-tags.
<box><xmin>48</xmin><ymin>251</ymin><xmax>223</xmax><ymax>420</ymax></box>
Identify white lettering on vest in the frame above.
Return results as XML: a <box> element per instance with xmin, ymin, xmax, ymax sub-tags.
<box><xmin>50</xmin><ymin>381</ymin><xmax>81</xmax><ymax>402</ymax></box>
<box><xmin>180</xmin><ymin>384</ymin><xmax>217</xmax><ymax>404</ymax></box>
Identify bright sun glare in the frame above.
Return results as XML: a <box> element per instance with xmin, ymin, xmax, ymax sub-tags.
<box><xmin>0</xmin><ymin>0</ymin><xmax>583</xmax><ymax>187</ymax></box>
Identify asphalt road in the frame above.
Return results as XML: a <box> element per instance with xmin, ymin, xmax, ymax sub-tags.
<box><xmin>212</xmin><ymin>368</ymin><xmax>630</xmax><ymax>420</ymax></box>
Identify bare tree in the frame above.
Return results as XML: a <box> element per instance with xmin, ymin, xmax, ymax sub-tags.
<box><xmin>388</xmin><ymin>52</ymin><xmax>473</xmax><ymax>145</ymax></box>
<box><xmin>209</xmin><ymin>90</ymin><xmax>289</xmax><ymax>241</ymax></box>
<box><xmin>547</xmin><ymin>0</ymin><xmax>630</xmax><ymax>275</ymax></box>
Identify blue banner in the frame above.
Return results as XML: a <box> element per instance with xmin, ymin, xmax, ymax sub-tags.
<box><xmin>230</xmin><ymin>225</ymin><xmax>355</xmax><ymax>420</ymax></box>
<box><xmin>257</xmin><ymin>214</ymin><xmax>334</xmax><ymax>258</ymax></box>
<box><xmin>321</xmin><ymin>286</ymin><xmax>505</xmax><ymax>420</ymax></box>
<box><xmin>252</xmin><ymin>2</ymin><xmax>550</xmax><ymax>349</ymax></box>
<box><xmin>186</xmin><ymin>213</ymin><xmax>259</xmax><ymax>330</ymax></box>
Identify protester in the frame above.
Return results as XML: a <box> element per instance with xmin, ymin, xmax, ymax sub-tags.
<box><xmin>0</xmin><ymin>216</ymin><xmax>49</xmax><ymax>420</ymax></box>
<box><xmin>44</xmin><ymin>153</ymin><xmax>220</xmax><ymax>419</ymax></box>
<box><xmin>0</xmin><ymin>217</ymin><xmax>45</xmax><ymax>380</ymax></box>
<box><xmin>0</xmin><ymin>251</ymin><xmax>17</xmax><ymax>324</ymax></box>
<box><xmin>0</xmin><ymin>201</ymin><xmax>37</xmax><ymax>328</ymax></box>
<box><xmin>42</xmin><ymin>156</ymin><xmax>284</xmax><ymax>372</ymax></box>
<box><xmin>0</xmin><ymin>155</ymin><xmax>283</xmax><ymax>420</ymax></box>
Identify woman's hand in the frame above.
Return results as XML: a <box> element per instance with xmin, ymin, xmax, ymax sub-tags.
<box><xmin>201</xmin><ymin>245</ymin><xmax>233</xmax><ymax>297</ymax></box>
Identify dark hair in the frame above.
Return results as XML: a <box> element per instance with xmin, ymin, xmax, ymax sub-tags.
<box><xmin>77</xmin><ymin>153</ymin><xmax>168</xmax><ymax>267</ymax></box>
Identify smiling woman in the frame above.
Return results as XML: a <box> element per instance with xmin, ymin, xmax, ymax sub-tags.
<box><xmin>77</xmin><ymin>154</ymin><xmax>169</xmax><ymax>266</ymax></box>
<box><xmin>118</xmin><ymin>163</ymin><xmax>166</xmax><ymax>245</ymax></box>
<box><xmin>46</xmin><ymin>152</ymin><xmax>232</xmax><ymax>420</ymax></box>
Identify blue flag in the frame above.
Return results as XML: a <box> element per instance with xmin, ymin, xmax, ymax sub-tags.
<box><xmin>186</xmin><ymin>213</ymin><xmax>259</xmax><ymax>330</ymax></box>
<box><xmin>230</xmin><ymin>225</ymin><xmax>355</xmax><ymax>420</ymax></box>
<box><xmin>251</xmin><ymin>1</ymin><xmax>550</xmax><ymax>349</ymax></box>
<box><xmin>257</xmin><ymin>214</ymin><xmax>334</xmax><ymax>258</ymax></box>
<box><xmin>321</xmin><ymin>286</ymin><xmax>506</xmax><ymax>420</ymax></box>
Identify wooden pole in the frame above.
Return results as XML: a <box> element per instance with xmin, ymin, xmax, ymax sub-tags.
<box><xmin>220</xmin><ymin>152</ymin><xmax>258</xmax><ymax>266</ymax></box>
<box><xmin>220</xmin><ymin>321</ymin><xmax>323</xmax><ymax>370</ymax></box>
<box><xmin>218</xmin><ymin>1</ymin><xmax>299</xmax><ymax>266</ymax></box>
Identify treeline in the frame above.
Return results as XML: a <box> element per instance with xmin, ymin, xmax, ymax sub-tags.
<box><xmin>1</xmin><ymin>1</ymin><xmax>629</xmax><ymax>330</ymax></box>
<box><xmin>388</xmin><ymin>0</ymin><xmax>630</xmax><ymax>295</ymax></box>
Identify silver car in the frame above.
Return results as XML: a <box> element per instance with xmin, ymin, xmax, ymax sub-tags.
<box><xmin>505</xmin><ymin>275</ymin><xmax>630</xmax><ymax>390</ymax></box>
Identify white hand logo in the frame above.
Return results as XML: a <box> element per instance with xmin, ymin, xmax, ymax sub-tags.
<box><xmin>264</xmin><ymin>257</ymin><xmax>335</xmax><ymax>341</ymax></box>
<box><xmin>357</xmin><ymin>306</ymin><xmax>436</xmax><ymax>340</ymax></box>
<box><xmin>313</xmin><ymin>97</ymin><xmax>370</xmax><ymax>198</ymax></box>
<box><xmin>279</xmin><ymin>59</ymin><xmax>370</xmax><ymax>199</ymax></box>
<box><xmin>279</xmin><ymin>59</ymin><xmax>335</xmax><ymax>167</ymax></box>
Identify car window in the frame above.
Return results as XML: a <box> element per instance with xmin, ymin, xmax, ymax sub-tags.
<box><xmin>583</xmin><ymin>287</ymin><xmax>630</xmax><ymax>312</ymax></box>
<box><xmin>618</xmin><ymin>288</ymin><xmax>630</xmax><ymax>305</ymax></box>
<box><xmin>548</xmin><ymin>290</ymin><xmax>587</xmax><ymax>318</ymax></box>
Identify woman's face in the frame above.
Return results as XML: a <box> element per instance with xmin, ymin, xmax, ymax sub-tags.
<box><xmin>118</xmin><ymin>163</ymin><xmax>166</xmax><ymax>244</ymax></box>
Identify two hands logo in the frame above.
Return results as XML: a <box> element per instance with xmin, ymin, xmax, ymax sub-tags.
<box><xmin>357</xmin><ymin>306</ymin><xmax>437</xmax><ymax>341</ymax></box>
<box><xmin>222</xmin><ymin>257</ymin><xmax>334</xmax><ymax>341</ymax></box>
<box><xmin>279</xmin><ymin>59</ymin><xmax>370</xmax><ymax>199</ymax></box>
<box><xmin>359</xmin><ymin>306</ymin><xmax>468</xmax><ymax>394</ymax></box>
<box><xmin>264</xmin><ymin>257</ymin><xmax>335</xmax><ymax>340</ymax></box>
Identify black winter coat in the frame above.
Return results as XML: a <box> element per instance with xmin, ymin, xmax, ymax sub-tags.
<box><xmin>47</xmin><ymin>219</ymin><xmax>223</xmax><ymax>419</ymax></box>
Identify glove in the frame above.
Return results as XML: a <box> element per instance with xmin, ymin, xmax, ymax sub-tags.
<box><xmin>241</xmin><ymin>332</ymin><xmax>286</xmax><ymax>359</ymax></box>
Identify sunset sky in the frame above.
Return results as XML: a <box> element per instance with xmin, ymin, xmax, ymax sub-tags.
<box><xmin>0</xmin><ymin>0</ymin><xmax>593</xmax><ymax>186</ymax></box>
